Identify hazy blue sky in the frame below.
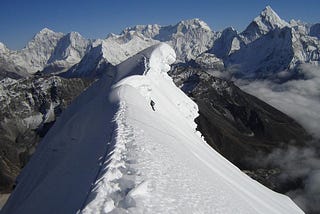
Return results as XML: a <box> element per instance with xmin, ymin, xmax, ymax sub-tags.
<box><xmin>0</xmin><ymin>0</ymin><xmax>319</xmax><ymax>49</ymax></box>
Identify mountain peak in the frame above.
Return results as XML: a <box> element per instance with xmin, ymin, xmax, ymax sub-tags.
<box><xmin>32</xmin><ymin>28</ymin><xmax>64</xmax><ymax>41</ymax></box>
<box><xmin>38</xmin><ymin>27</ymin><xmax>56</xmax><ymax>35</ymax></box>
<box><xmin>0</xmin><ymin>42</ymin><xmax>9</xmax><ymax>53</ymax></box>
<box><xmin>255</xmin><ymin>6</ymin><xmax>288</xmax><ymax>29</ymax></box>
<box><xmin>66</xmin><ymin>31</ymin><xmax>86</xmax><ymax>43</ymax></box>
<box><xmin>68</xmin><ymin>31</ymin><xmax>82</xmax><ymax>37</ymax></box>
<box><xmin>178</xmin><ymin>18</ymin><xmax>211</xmax><ymax>31</ymax></box>
<box><xmin>0</xmin><ymin>42</ymin><xmax>7</xmax><ymax>49</ymax></box>
<box><xmin>241</xmin><ymin>6</ymin><xmax>288</xmax><ymax>42</ymax></box>
<box><xmin>262</xmin><ymin>5</ymin><xmax>275</xmax><ymax>15</ymax></box>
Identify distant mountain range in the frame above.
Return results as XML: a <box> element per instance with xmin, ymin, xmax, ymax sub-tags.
<box><xmin>0</xmin><ymin>6</ymin><xmax>318</xmax><ymax>80</ymax></box>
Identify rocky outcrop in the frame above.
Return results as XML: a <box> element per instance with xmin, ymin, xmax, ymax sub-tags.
<box><xmin>0</xmin><ymin>76</ymin><xmax>91</xmax><ymax>193</ymax></box>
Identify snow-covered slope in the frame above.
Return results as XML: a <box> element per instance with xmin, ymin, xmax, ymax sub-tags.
<box><xmin>2</xmin><ymin>43</ymin><xmax>303</xmax><ymax>213</ymax></box>
<box><xmin>63</xmin><ymin>32</ymin><xmax>157</xmax><ymax>78</ymax></box>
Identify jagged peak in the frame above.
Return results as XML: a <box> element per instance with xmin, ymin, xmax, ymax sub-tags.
<box><xmin>241</xmin><ymin>6</ymin><xmax>289</xmax><ymax>42</ymax></box>
<box><xmin>38</xmin><ymin>27</ymin><xmax>56</xmax><ymax>35</ymax></box>
<box><xmin>68</xmin><ymin>31</ymin><xmax>82</xmax><ymax>38</ymax></box>
<box><xmin>33</xmin><ymin>28</ymin><xmax>64</xmax><ymax>39</ymax></box>
<box><xmin>121</xmin><ymin>24</ymin><xmax>161</xmax><ymax>39</ymax></box>
<box><xmin>222</xmin><ymin>27</ymin><xmax>238</xmax><ymax>35</ymax></box>
<box><xmin>177</xmin><ymin>18</ymin><xmax>211</xmax><ymax>31</ymax></box>
<box><xmin>289</xmin><ymin>19</ymin><xmax>307</xmax><ymax>26</ymax></box>
<box><xmin>124</xmin><ymin>24</ymin><xmax>161</xmax><ymax>32</ymax></box>
<box><xmin>65</xmin><ymin>31</ymin><xmax>87</xmax><ymax>43</ymax></box>
<box><xmin>261</xmin><ymin>5</ymin><xmax>277</xmax><ymax>16</ymax></box>
<box><xmin>0</xmin><ymin>42</ymin><xmax>9</xmax><ymax>53</ymax></box>
<box><xmin>0</xmin><ymin>42</ymin><xmax>7</xmax><ymax>49</ymax></box>
<box><xmin>107</xmin><ymin>30</ymin><xmax>147</xmax><ymax>43</ymax></box>
<box><xmin>254</xmin><ymin>5</ymin><xmax>288</xmax><ymax>28</ymax></box>
<box><xmin>27</xmin><ymin>28</ymin><xmax>64</xmax><ymax>47</ymax></box>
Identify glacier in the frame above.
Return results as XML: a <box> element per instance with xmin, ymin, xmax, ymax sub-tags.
<box><xmin>1</xmin><ymin>43</ymin><xmax>303</xmax><ymax>213</ymax></box>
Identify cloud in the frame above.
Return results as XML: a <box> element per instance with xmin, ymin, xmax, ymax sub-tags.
<box><xmin>232</xmin><ymin>64</ymin><xmax>320</xmax><ymax>213</ymax></box>
<box><xmin>250</xmin><ymin>143</ymin><xmax>320</xmax><ymax>213</ymax></box>
<box><xmin>288</xmin><ymin>169</ymin><xmax>320</xmax><ymax>213</ymax></box>
<box><xmin>236</xmin><ymin>64</ymin><xmax>320</xmax><ymax>138</ymax></box>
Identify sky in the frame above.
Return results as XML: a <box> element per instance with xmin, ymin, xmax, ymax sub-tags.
<box><xmin>0</xmin><ymin>0</ymin><xmax>319</xmax><ymax>50</ymax></box>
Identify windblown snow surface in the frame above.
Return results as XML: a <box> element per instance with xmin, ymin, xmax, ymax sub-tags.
<box><xmin>1</xmin><ymin>43</ymin><xmax>303</xmax><ymax>214</ymax></box>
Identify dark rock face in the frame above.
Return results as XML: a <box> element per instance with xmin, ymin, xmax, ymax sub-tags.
<box><xmin>0</xmin><ymin>76</ymin><xmax>91</xmax><ymax>193</ymax></box>
<box><xmin>169</xmin><ymin>66</ymin><xmax>311</xmax><ymax>189</ymax></box>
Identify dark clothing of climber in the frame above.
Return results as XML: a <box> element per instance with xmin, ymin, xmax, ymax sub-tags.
<box><xmin>150</xmin><ymin>100</ymin><xmax>155</xmax><ymax>111</ymax></box>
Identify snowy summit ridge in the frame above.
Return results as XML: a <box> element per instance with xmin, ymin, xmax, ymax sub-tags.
<box><xmin>2</xmin><ymin>43</ymin><xmax>303</xmax><ymax>213</ymax></box>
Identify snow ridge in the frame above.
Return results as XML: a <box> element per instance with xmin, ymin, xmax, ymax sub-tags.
<box><xmin>82</xmin><ymin>101</ymin><xmax>143</xmax><ymax>213</ymax></box>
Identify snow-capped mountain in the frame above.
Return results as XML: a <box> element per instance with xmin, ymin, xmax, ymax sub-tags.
<box><xmin>63</xmin><ymin>31</ymin><xmax>158</xmax><ymax>78</ymax></box>
<box><xmin>43</xmin><ymin>32</ymin><xmax>90</xmax><ymax>74</ymax></box>
<box><xmin>1</xmin><ymin>6</ymin><xmax>318</xmax><ymax>80</ymax></box>
<box><xmin>222</xmin><ymin>26</ymin><xmax>320</xmax><ymax>79</ymax></box>
<box><xmin>124</xmin><ymin>18</ymin><xmax>217</xmax><ymax>62</ymax></box>
<box><xmin>0</xmin><ymin>29</ymin><xmax>91</xmax><ymax>79</ymax></box>
<box><xmin>203</xmin><ymin>6</ymin><xmax>320</xmax><ymax>79</ymax></box>
<box><xmin>241</xmin><ymin>6</ymin><xmax>289</xmax><ymax>44</ymax></box>
<box><xmin>1</xmin><ymin>43</ymin><xmax>303</xmax><ymax>214</ymax></box>
<box><xmin>0</xmin><ymin>28</ymin><xmax>64</xmax><ymax>76</ymax></box>
<box><xmin>226</xmin><ymin>27</ymin><xmax>295</xmax><ymax>79</ymax></box>
<box><xmin>64</xmin><ymin>18</ymin><xmax>217</xmax><ymax>78</ymax></box>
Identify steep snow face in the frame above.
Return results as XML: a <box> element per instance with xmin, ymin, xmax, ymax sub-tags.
<box><xmin>210</xmin><ymin>27</ymin><xmax>244</xmax><ymax>58</ymax></box>
<box><xmin>227</xmin><ymin>27</ymin><xmax>294</xmax><ymax>78</ymax></box>
<box><xmin>241</xmin><ymin>6</ymin><xmax>288</xmax><ymax>43</ymax></box>
<box><xmin>124</xmin><ymin>19</ymin><xmax>217</xmax><ymax>62</ymax></box>
<box><xmin>2</xmin><ymin>43</ymin><xmax>303</xmax><ymax>214</ymax></box>
<box><xmin>44</xmin><ymin>32</ymin><xmax>90</xmax><ymax>73</ymax></box>
<box><xmin>48</xmin><ymin>32</ymin><xmax>89</xmax><ymax>63</ymax></box>
<box><xmin>63</xmin><ymin>44</ymin><xmax>111</xmax><ymax>78</ymax></box>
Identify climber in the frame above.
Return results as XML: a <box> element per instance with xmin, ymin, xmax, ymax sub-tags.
<box><xmin>150</xmin><ymin>100</ymin><xmax>155</xmax><ymax>111</ymax></box>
